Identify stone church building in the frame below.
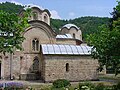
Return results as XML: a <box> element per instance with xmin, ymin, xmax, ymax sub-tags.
<box><xmin>0</xmin><ymin>7</ymin><xmax>99</xmax><ymax>82</ymax></box>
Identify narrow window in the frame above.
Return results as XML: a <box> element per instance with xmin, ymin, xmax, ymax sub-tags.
<box><xmin>44</xmin><ymin>14</ymin><xmax>48</xmax><ymax>23</ymax></box>
<box><xmin>32</xmin><ymin>39</ymin><xmax>35</xmax><ymax>51</ymax></box>
<box><xmin>33</xmin><ymin>56</ymin><xmax>39</xmax><ymax>71</ymax></box>
<box><xmin>32</xmin><ymin>38</ymin><xmax>39</xmax><ymax>51</ymax></box>
<box><xmin>33</xmin><ymin>12</ymin><xmax>38</xmax><ymax>20</ymax></box>
<box><xmin>66</xmin><ymin>63</ymin><xmax>69</xmax><ymax>72</ymax></box>
<box><xmin>73</xmin><ymin>33</ymin><xmax>75</xmax><ymax>39</ymax></box>
<box><xmin>20</xmin><ymin>56</ymin><xmax>23</xmax><ymax>69</ymax></box>
<box><xmin>36</xmin><ymin>40</ymin><xmax>39</xmax><ymax>51</ymax></box>
<box><xmin>20</xmin><ymin>56</ymin><xmax>23</xmax><ymax>60</ymax></box>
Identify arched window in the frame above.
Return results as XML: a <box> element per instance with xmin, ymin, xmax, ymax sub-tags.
<box><xmin>36</xmin><ymin>40</ymin><xmax>39</xmax><ymax>51</ymax></box>
<box><xmin>44</xmin><ymin>14</ymin><xmax>48</xmax><ymax>23</ymax></box>
<box><xmin>20</xmin><ymin>56</ymin><xmax>23</xmax><ymax>60</ymax></box>
<box><xmin>20</xmin><ymin>56</ymin><xmax>23</xmax><ymax>69</ymax></box>
<box><xmin>66</xmin><ymin>63</ymin><xmax>69</xmax><ymax>72</ymax></box>
<box><xmin>32</xmin><ymin>38</ymin><xmax>39</xmax><ymax>51</ymax></box>
<box><xmin>33</xmin><ymin>56</ymin><xmax>39</xmax><ymax>71</ymax></box>
<box><xmin>33</xmin><ymin>12</ymin><xmax>38</xmax><ymax>20</ymax></box>
<box><xmin>32</xmin><ymin>40</ymin><xmax>35</xmax><ymax>51</ymax></box>
<box><xmin>73</xmin><ymin>33</ymin><xmax>75</xmax><ymax>39</ymax></box>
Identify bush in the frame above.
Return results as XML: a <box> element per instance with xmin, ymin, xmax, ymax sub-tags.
<box><xmin>112</xmin><ymin>82</ymin><xmax>120</xmax><ymax>90</ymax></box>
<box><xmin>79</xmin><ymin>82</ymin><xmax>95</xmax><ymax>90</ymax></box>
<box><xmin>53</xmin><ymin>79</ymin><xmax>70</xmax><ymax>88</ymax></box>
<box><xmin>95</xmin><ymin>83</ymin><xmax>106</xmax><ymax>90</ymax></box>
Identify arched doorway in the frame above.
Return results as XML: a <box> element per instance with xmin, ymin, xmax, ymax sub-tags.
<box><xmin>33</xmin><ymin>56</ymin><xmax>39</xmax><ymax>72</ymax></box>
<box><xmin>33</xmin><ymin>56</ymin><xmax>40</xmax><ymax>79</ymax></box>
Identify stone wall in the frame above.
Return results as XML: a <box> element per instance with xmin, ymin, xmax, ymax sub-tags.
<box><xmin>19</xmin><ymin>53</ymin><xmax>41</xmax><ymax>80</ymax></box>
<box><xmin>43</xmin><ymin>55</ymin><xmax>99</xmax><ymax>82</ymax></box>
<box><xmin>61</xmin><ymin>27</ymin><xmax>82</xmax><ymax>41</ymax></box>
<box><xmin>2</xmin><ymin>54</ymin><xmax>11</xmax><ymax>79</ymax></box>
<box><xmin>56</xmin><ymin>39</ymin><xmax>76</xmax><ymax>45</ymax></box>
<box><xmin>0</xmin><ymin>53</ymin><xmax>20</xmax><ymax>80</ymax></box>
<box><xmin>0</xmin><ymin>52</ymin><xmax>42</xmax><ymax>80</ymax></box>
<box><xmin>23</xmin><ymin>26</ymin><xmax>56</xmax><ymax>53</ymax></box>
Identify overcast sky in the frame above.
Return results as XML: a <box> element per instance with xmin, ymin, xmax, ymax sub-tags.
<box><xmin>0</xmin><ymin>0</ymin><xmax>118</xmax><ymax>20</ymax></box>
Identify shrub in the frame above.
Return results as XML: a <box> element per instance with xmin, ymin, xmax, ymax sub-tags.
<box><xmin>79</xmin><ymin>82</ymin><xmax>95</xmax><ymax>90</ymax></box>
<box><xmin>112</xmin><ymin>82</ymin><xmax>120</xmax><ymax>90</ymax></box>
<box><xmin>95</xmin><ymin>83</ymin><xmax>106</xmax><ymax>90</ymax></box>
<box><xmin>53</xmin><ymin>79</ymin><xmax>70</xmax><ymax>88</ymax></box>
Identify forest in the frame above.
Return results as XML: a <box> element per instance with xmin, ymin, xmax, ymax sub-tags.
<box><xmin>0</xmin><ymin>2</ymin><xmax>110</xmax><ymax>40</ymax></box>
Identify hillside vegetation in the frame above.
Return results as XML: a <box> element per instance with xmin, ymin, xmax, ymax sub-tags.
<box><xmin>0</xmin><ymin>2</ymin><xmax>110</xmax><ymax>40</ymax></box>
<box><xmin>51</xmin><ymin>17</ymin><xmax>110</xmax><ymax>40</ymax></box>
<box><xmin>0</xmin><ymin>2</ymin><xmax>24</xmax><ymax>14</ymax></box>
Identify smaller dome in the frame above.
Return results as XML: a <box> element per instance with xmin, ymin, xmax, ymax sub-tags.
<box><xmin>62</xmin><ymin>24</ymin><xmax>79</xmax><ymax>30</ymax></box>
<box><xmin>24</xmin><ymin>4</ymin><xmax>43</xmax><ymax>10</ymax></box>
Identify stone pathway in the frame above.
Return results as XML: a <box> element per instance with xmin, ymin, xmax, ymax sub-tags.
<box><xmin>0</xmin><ymin>80</ymin><xmax>53</xmax><ymax>87</ymax></box>
<box><xmin>0</xmin><ymin>79</ymin><xmax>116</xmax><ymax>86</ymax></box>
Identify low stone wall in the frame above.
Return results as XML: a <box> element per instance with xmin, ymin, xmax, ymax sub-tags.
<box><xmin>20</xmin><ymin>73</ymin><xmax>37</xmax><ymax>80</ymax></box>
<box><xmin>44</xmin><ymin>55</ymin><xmax>99</xmax><ymax>82</ymax></box>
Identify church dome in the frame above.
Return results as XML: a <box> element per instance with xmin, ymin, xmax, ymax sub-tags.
<box><xmin>62</xmin><ymin>24</ymin><xmax>79</xmax><ymax>30</ymax></box>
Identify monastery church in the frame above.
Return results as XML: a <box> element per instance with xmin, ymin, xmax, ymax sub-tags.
<box><xmin>0</xmin><ymin>7</ymin><xmax>99</xmax><ymax>82</ymax></box>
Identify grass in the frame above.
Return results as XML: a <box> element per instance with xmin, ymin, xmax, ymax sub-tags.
<box><xmin>98</xmin><ymin>74</ymin><xmax>120</xmax><ymax>81</ymax></box>
<box><xmin>27</xmin><ymin>85</ymin><xmax>52</xmax><ymax>90</ymax></box>
<box><xmin>27</xmin><ymin>84</ymin><xmax>79</xmax><ymax>90</ymax></box>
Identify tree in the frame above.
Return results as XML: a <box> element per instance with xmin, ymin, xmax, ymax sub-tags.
<box><xmin>0</xmin><ymin>9</ymin><xmax>30</xmax><ymax>54</ymax></box>
<box><xmin>0</xmin><ymin>2</ymin><xmax>24</xmax><ymax>14</ymax></box>
<box><xmin>0</xmin><ymin>2</ymin><xmax>110</xmax><ymax>41</ymax></box>
<box><xmin>51</xmin><ymin>17</ymin><xmax>109</xmax><ymax>40</ymax></box>
<box><xmin>87</xmin><ymin>1</ymin><xmax>120</xmax><ymax>75</ymax></box>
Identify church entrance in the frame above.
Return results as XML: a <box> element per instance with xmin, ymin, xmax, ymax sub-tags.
<box><xmin>33</xmin><ymin>56</ymin><xmax>40</xmax><ymax>80</ymax></box>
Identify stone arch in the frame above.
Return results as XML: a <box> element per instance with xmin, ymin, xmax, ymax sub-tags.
<box><xmin>22</xmin><ymin>20</ymin><xmax>56</xmax><ymax>52</ymax></box>
<box><xmin>60</xmin><ymin>27</ymin><xmax>69</xmax><ymax>34</ymax></box>
<box><xmin>26</xmin><ymin>21</ymin><xmax>56</xmax><ymax>36</ymax></box>
<box><xmin>25</xmin><ymin>20</ymin><xmax>56</xmax><ymax>42</ymax></box>
<box><xmin>44</xmin><ymin>14</ymin><xmax>48</xmax><ymax>23</ymax></box>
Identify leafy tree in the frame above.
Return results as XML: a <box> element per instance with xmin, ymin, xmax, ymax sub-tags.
<box><xmin>51</xmin><ymin>17</ymin><xmax>109</xmax><ymax>40</ymax></box>
<box><xmin>0</xmin><ymin>9</ymin><xmax>30</xmax><ymax>54</ymax></box>
<box><xmin>0</xmin><ymin>2</ymin><xmax>110</xmax><ymax>41</ymax></box>
<box><xmin>87</xmin><ymin>1</ymin><xmax>120</xmax><ymax>75</ymax></box>
<box><xmin>0</xmin><ymin>2</ymin><xmax>24</xmax><ymax>14</ymax></box>
<box><xmin>50</xmin><ymin>19</ymin><xmax>68</xmax><ymax>34</ymax></box>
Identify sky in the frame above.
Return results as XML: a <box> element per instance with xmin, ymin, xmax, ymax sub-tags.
<box><xmin>0</xmin><ymin>0</ymin><xmax>118</xmax><ymax>20</ymax></box>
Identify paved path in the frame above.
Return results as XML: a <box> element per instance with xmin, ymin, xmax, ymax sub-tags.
<box><xmin>0</xmin><ymin>79</ymin><xmax>116</xmax><ymax>86</ymax></box>
<box><xmin>0</xmin><ymin>80</ymin><xmax>52</xmax><ymax>86</ymax></box>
